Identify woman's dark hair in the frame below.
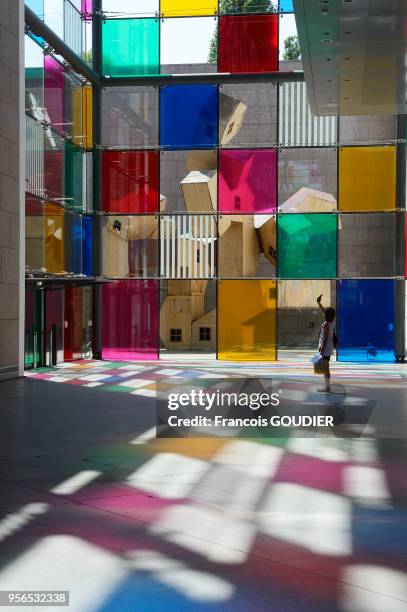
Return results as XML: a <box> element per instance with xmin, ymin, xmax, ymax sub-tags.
<box><xmin>325</xmin><ymin>307</ymin><xmax>336</xmax><ymax>322</ymax></box>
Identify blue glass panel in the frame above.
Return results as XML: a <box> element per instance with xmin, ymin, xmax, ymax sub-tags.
<box><xmin>71</xmin><ymin>215</ymin><xmax>83</xmax><ymax>274</ymax></box>
<box><xmin>160</xmin><ymin>85</ymin><xmax>218</xmax><ymax>149</ymax></box>
<box><xmin>26</xmin><ymin>0</ymin><xmax>44</xmax><ymax>16</ymax></box>
<box><xmin>82</xmin><ymin>216</ymin><xmax>93</xmax><ymax>276</ymax></box>
<box><xmin>279</xmin><ymin>0</ymin><xmax>293</xmax><ymax>12</ymax></box>
<box><xmin>337</xmin><ymin>280</ymin><xmax>395</xmax><ymax>363</ymax></box>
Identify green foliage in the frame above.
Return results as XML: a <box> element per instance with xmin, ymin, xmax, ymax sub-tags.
<box><xmin>208</xmin><ymin>0</ymin><xmax>277</xmax><ymax>63</ymax></box>
<box><xmin>283</xmin><ymin>35</ymin><xmax>301</xmax><ymax>60</ymax></box>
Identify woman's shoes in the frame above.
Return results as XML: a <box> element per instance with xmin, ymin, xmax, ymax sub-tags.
<box><xmin>317</xmin><ymin>386</ymin><xmax>331</xmax><ymax>393</ymax></box>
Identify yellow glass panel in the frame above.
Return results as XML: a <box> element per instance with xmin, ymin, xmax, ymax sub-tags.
<box><xmin>218</xmin><ymin>280</ymin><xmax>276</xmax><ymax>361</ymax></box>
<box><xmin>339</xmin><ymin>146</ymin><xmax>396</xmax><ymax>211</ymax></box>
<box><xmin>83</xmin><ymin>85</ymin><xmax>93</xmax><ymax>149</ymax></box>
<box><xmin>45</xmin><ymin>203</ymin><xmax>64</xmax><ymax>273</ymax></box>
<box><xmin>160</xmin><ymin>0</ymin><xmax>218</xmax><ymax>17</ymax></box>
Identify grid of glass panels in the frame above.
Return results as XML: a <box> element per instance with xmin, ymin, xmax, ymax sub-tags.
<box><xmin>24</xmin><ymin>0</ymin><xmax>403</xmax><ymax>365</ymax></box>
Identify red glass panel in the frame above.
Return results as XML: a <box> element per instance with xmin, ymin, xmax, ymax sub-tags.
<box><xmin>64</xmin><ymin>287</ymin><xmax>84</xmax><ymax>361</ymax></box>
<box><xmin>102</xmin><ymin>280</ymin><xmax>159</xmax><ymax>360</ymax></box>
<box><xmin>219</xmin><ymin>148</ymin><xmax>277</xmax><ymax>213</ymax></box>
<box><xmin>219</xmin><ymin>14</ymin><xmax>278</xmax><ymax>74</ymax></box>
<box><xmin>102</xmin><ymin>150</ymin><xmax>159</xmax><ymax>213</ymax></box>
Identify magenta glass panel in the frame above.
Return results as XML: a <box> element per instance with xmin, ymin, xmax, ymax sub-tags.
<box><xmin>44</xmin><ymin>56</ymin><xmax>65</xmax><ymax>135</ymax></box>
<box><xmin>102</xmin><ymin>280</ymin><xmax>158</xmax><ymax>360</ymax></box>
<box><xmin>82</xmin><ymin>0</ymin><xmax>92</xmax><ymax>19</ymax></box>
<box><xmin>219</xmin><ymin>149</ymin><xmax>277</xmax><ymax>213</ymax></box>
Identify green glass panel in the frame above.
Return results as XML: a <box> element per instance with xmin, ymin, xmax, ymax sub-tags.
<box><xmin>102</xmin><ymin>18</ymin><xmax>159</xmax><ymax>77</ymax></box>
<box><xmin>65</xmin><ymin>141</ymin><xmax>84</xmax><ymax>212</ymax></box>
<box><xmin>277</xmin><ymin>213</ymin><xmax>337</xmax><ymax>279</ymax></box>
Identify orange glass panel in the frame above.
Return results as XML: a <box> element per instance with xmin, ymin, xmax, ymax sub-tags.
<box><xmin>218</xmin><ymin>280</ymin><xmax>276</xmax><ymax>361</ymax></box>
<box><xmin>339</xmin><ymin>146</ymin><xmax>396</xmax><ymax>211</ymax></box>
<box><xmin>45</xmin><ymin>203</ymin><xmax>65</xmax><ymax>273</ymax></box>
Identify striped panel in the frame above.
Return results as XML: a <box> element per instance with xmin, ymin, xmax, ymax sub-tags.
<box><xmin>64</xmin><ymin>0</ymin><xmax>83</xmax><ymax>57</ymax></box>
<box><xmin>160</xmin><ymin>215</ymin><xmax>216</xmax><ymax>279</ymax></box>
<box><xmin>25</xmin><ymin>114</ymin><xmax>44</xmax><ymax>197</ymax></box>
<box><xmin>279</xmin><ymin>81</ymin><xmax>337</xmax><ymax>147</ymax></box>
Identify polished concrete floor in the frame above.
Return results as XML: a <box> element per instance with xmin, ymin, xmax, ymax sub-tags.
<box><xmin>0</xmin><ymin>357</ymin><xmax>406</xmax><ymax>611</ymax></box>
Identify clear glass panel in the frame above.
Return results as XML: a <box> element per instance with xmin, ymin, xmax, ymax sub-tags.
<box><xmin>337</xmin><ymin>279</ymin><xmax>395</xmax><ymax>362</ymax></box>
<box><xmin>25</xmin><ymin>35</ymin><xmax>44</xmax><ymax>118</ymax></box>
<box><xmin>64</xmin><ymin>212</ymin><xmax>82</xmax><ymax>274</ymax></box>
<box><xmin>220</xmin><ymin>0</ymin><xmax>276</xmax><ymax>13</ymax></box>
<box><xmin>65</xmin><ymin>141</ymin><xmax>85</xmax><ymax>212</ymax></box>
<box><xmin>219</xmin><ymin>215</ymin><xmax>276</xmax><ymax>278</ymax></box>
<box><xmin>160</xmin><ymin>215</ymin><xmax>217</xmax><ymax>278</ymax></box>
<box><xmin>102</xmin><ymin>0</ymin><xmax>159</xmax><ymax>17</ymax></box>
<box><xmin>25</xmin><ymin>196</ymin><xmax>45</xmax><ymax>272</ymax></box>
<box><xmin>278</xmin><ymin>280</ymin><xmax>336</xmax><ymax>349</ymax></box>
<box><xmin>102</xmin><ymin>215</ymin><xmax>158</xmax><ymax>278</ymax></box>
<box><xmin>160</xmin><ymin>85</ymin><xmax>218</xmax><ymax>149</ymax></box>
<box><xmin>218</xmin><ymin>280</ymin><xmax>277</xmax><ymax>360</ymax></box>
<box><xmin>277</xmin><ymin>213</ymin><xmax>337</xmax><ymax>279</ymax></box>
<box><xmin>25</xmin><ymin>114</ymin><xmax>44</xmax><ymax>197</ymax></box>
<box><xmin>160</xmin><ymin>0</ymin><xmax>218</xmax><ymax>17</ymax></box>
<box><xmin>44</xmin><ymin>55</ymin><xmax>65</xmax><ymax>135</ymax></box>
<box><xmin>160</xmin><ymin>150</ymin><xmax>217</xmax><ymax>213</ymax></box>
<box><xmin>44</xmin><ymin>0</ymin><xmax>64</xmax><ymax>39</ymax></box>
<box><xmin>161</xmin><ymin>17</ymin><xmax>217</xmax><ymax>73</ymax></box>
<box><xmin>279</xmin><ymin>13</ymin><xmax>298</xmax><ymax>63</ymax></box>
<box><xmin>102</xmin><ymin>280</ymin><xmax>159</xmax><ymax>360</ymax></box>
<box><xmin>64</xmin><ymin>0</ymin><xmax>83</xmax><ymax>56</ymax></box>
<box><xmin>44</xmin><ymin>129</ymin><xmax>65</xmax><ymax>202</ymax></box>
<box><xmin>101</xmin><ymin>18</ymin><xmax>159</xmax><ymax>77</ymax></box>
<box><xmin>160</xmin><ymin>280</ymin><xmax>216</xmax><ymax>354</ymax></box>
<box><xmin>219</xmin><ymin>15</ymin><xmax>278</xmax><ymax>73</ymax></box>
<box><xmin>44</xmin><ymin>203</ymin><xmax>65</xmax><ymax>273</ymax></box>
<box><xmin>338</xmin><ymin>213</ymin><xmax>395</xmax><ymax>278</ymax></box>
<box><xmin>26</xmin><ymin>0</ymin><xmax>44</xmax><ymax>16</ymax></box>
<box><xmin>219</xmin><ymin>149</ymin><xmax>277</xmax><ymax>213</ymax></box>
<box><xmin>102</xmin><ymin>86</ymin><xmax>158</xmax><ymax>147</ymax></box>
<box><xmin>339</xmin><ymin>146</ymin><xmax>397</xmax><ymax>211</ymax></box>
<box><xmin>278</xmin><ymin>148</ymin><xmax>337</xmax><ymax>210</ymax></box>
<box><xmin>102</xmin><ymin>150</ymin><xmax>159</xmax><ymax>214</ymax></box>
<box><xmin>82</xmin><ymin>215</ymin><xmax>93</xmax><ymax>276</ymax></box>
<box><xmin>279</xmin><ymin>82</ymin><xmax>337</xmax><ymax>147</ymax></box>
<box><xmin>339</xmin><ymin>115</ymin><xmax>396</xmax><ymax>146</ymax></box>
<box><xmin>219</xmin><ymin>83</ymin><xmax>277</xmax><ymax>147</ymax></box>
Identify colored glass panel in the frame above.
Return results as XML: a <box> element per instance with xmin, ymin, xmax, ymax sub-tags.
<box><xmin>82</xmin><ymin>216</ymin><xmax>93</xmax><ymax>276</ymax></box>
<box><xmin>279</xmin><ymin>0</ymin><xmax>293</xmax><ymax>11</ymax></box>
<box><xmin>160</xmin><ymin>85</ymin><xmax>218</xmax><ymax>149</ymax></box>
<box><xmin>338</xmin><ymin>280</ymin><xmax>395</xmax><ymax>362</ymax></box>
<box><xmin>44</xmin><ymin>56</ymin><xmax>65</xmax><ymax>135</ymax></box>
<box><xmin>82</xmin><ymin>86</ymin><xmax>93</xmax><ymax>148</ymax></box>
<box><xmin>160</xmin><ymin>0</ymin><xmax>217</xmax><ymax>17</ymax></box>
<box><xmin>45</xmin><ymin>288</ymin><xmax>64</xmax><ymax>363</ymax></box>
<box><xmin>219</xmin><ymin>149</ymin><xmax>277</xmax><ymax>213</ymax></box>
<box><xmin>65</xmin><ymin>141</ymin><xmax>84</xmax><ymax>212</ymax></box>
<box><xmin>218</xmin><ymin>280</ymin><xmax>277</xmax><ymax>360</ymax></box>
<box><xmin>64</xmin><ymin>212</ymin><xmax>82</xmax><ymax>274</ymax></box>
<box><xmin>82</xmin><ymin>0</ymin><xmax>92</xmax><ymax>19</ymax></box>
<box><xmin>102</xmin><ymin>151</ymin><xmax>159</xmax><ymax>214</ymax></box>
<box><xmin>219</xmin><ymin>15</ymin><xmax>278</xmax><ymax>74</ymax></box>
<box><xmin>219</xmin><ymin>83</ymin><xmax>278</xmax><ymax>148</ymax></box>
<box><xmin>160</xmin><ymin>150</ymin><xmax>217</xmax><ymax>213</ymax></box>
<box><xmin>102</xmin><ymin>86</ymin><xmax>158</xmax><ymax>147</ymax></box>
<box><xmin>338</xmin><ymin>213</ymin><xmax>395</xmax><ymax>278</ymax></box>
<box><xmin>25</xmin><ymin>196</ymin><xmax>45</xmax><ymax>272</ymax></box>
<box><xmin>26</xmin><ymin>0</ymin><xmax>44</xmax><ymax>15</ymax></box>
<box><xmin>45</xmin><ymin>203</ymin><xmax>65</xmax><ymax>273</ymax></box>
<box><xmin>102</xmin><ymin>216</ymin><xmax>158</xmax><ymax>278</ymax></box>
<box><xmin>102</xmin><ymin>280</ymin><xmax>159</xmax><ymax>360</ymax></box>
<box><xmin>101</xmin><ymin>18</ymin><xmax>159</xmax><ymax>77</ymax></box>
<box><xmin>339</xmin><ymin>146</ymin><xmax>396</xmax><ymax>211</ymax></box>
<box><xmin>64</xmin><ymin>287</ymin><xmax>84</xmax><ymax>360</ymax></box>
<box><xmin>278</xmin><ymin>213</ymin><xmax>337</xmax><ymax>279</ymax></box>
<box><xmin>160</xmin><ymin>17</ymin><xmax>217</xmax><ymax>74</ymax></box>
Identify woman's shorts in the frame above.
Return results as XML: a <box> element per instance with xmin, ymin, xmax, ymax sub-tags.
<box><xmin>322</xmin><ymin>356</ymin><xmax>331</xmax><ymax>362</ymax></box>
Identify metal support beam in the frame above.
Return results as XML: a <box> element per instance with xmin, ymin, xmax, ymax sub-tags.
<box><xmin>100</xmin><ymin>71</ymin><xmax>305</xmax><ymax>88</ymax></box>
<box><xmin>395</xmin><ymin>114</ymin><xmax>406</xmax><ymax>361</ymax></box>
<box><xmin>25</xmin><ymin>4</ymin><xmax>99</xmax><ymax>86</ymax></box>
